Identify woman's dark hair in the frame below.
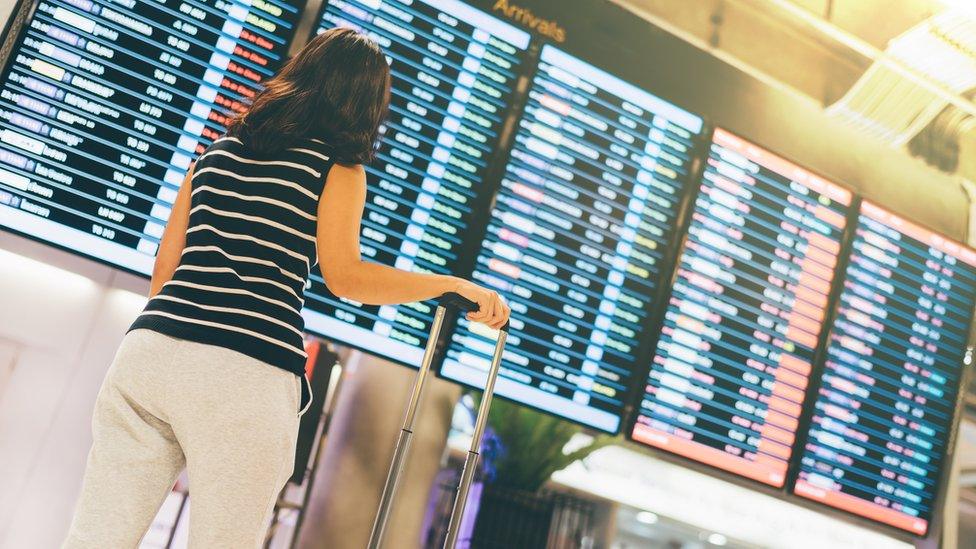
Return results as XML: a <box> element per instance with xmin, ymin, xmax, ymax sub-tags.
<box><xmin>226</xmin><ymin>28</ymin><xmax>391</xmax><ymax>164</ymax></box>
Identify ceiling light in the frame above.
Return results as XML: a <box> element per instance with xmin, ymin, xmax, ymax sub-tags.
<box><xmin>635</xmin><ymin>511</ymin><xmax>658</xmax><ymax>525</ymax></box>
<box><xmin>828</xmin><ymin>8</ymin><xmax>976</xmax><ymax>145</ymax></box>
<box><xmin>937</xmin><ymin>0</ymin><xmax>976</xmax><ymax>17</ymax></box>
<box><xmin>708</xmin><ymin>533</ymin><xmax>729</xmax><ymax>546</ymax></box>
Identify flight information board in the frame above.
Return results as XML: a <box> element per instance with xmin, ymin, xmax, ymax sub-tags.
<box><xmin>305</xmin><ymin>0</ymin><xmax>530</xmax><ymax>366</ymax></box>
<box><xmin>0</xmin><ymin>0</ymin><xmax>304</xmax><ymax>274</ymax></box>
<box><xmin>439</xmin><ymin>44</ymin><xmax>705</xmax><ymax>433</ymax></box>
<box><xmin>793</xmin><ymin>201</ymin><xmax>976</xmax><ymax>535</ymax></box>
<box><xmin>629</xmin><ymin>128</ymin><xmax>853</xmax><ymax>485</ymax></box>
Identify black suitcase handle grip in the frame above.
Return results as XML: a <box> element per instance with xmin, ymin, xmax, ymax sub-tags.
<box><xmin>436</xmin><ymin>291</ymin><xmax>478</xmax><ymax>311</ymax></box>
<box><xmin>436</xmin><ymin>292</ymin><xmax>509</xmax><ymax>333</ymax></box>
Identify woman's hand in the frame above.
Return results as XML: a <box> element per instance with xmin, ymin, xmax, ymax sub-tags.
<box><xmin>452</xmin><ymin>278</ymin><xmax>510</xmax><ymax>330</ymax></box>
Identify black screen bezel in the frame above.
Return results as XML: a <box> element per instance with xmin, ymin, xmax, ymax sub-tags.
<box><xmin>0</xmin><ymin>0</ymin><xmax>312</xmax><ymax>279</ymax></box>
<box><xmin>785</xmin><ymin>197</ymin><xmax>976</xmax><ymax>538</ymax></box>
<box><xmin>430</xmin><ymin>36</ymin><xmax>713</xmax><ymax>434</ymax></box>
<box><xmin>622</xmin><ymin>125</ymin><xmax>859</xmax><ymax>490</ymax></box>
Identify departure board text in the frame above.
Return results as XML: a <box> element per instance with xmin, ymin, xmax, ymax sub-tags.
<box><xmin>440</xmin><ymin>44</ymin><xmax>704</xmax><ymax>432</ymax></box>
<box><xmin>304</xmin><ymin>0</ymin><xmax>530</xmax><ymax>366</ymax></box>
<box><xmin>0</xmin><ymin>0</ymin><xmax>303</xmax><ymax>272</ymax></box>
<box><xmin>793</xmin><ymin>201</ymin><xmax>976</xmax><ymax>535</ymax></box>
<box><xmin>631</xmin><ymin>128</ymin><xmax>853</xmax><ymax>485</ymax></box>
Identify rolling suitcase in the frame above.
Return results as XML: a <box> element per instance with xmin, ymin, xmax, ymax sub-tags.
<box><xmin>367</xmin><ymin>292</ymin><xmax>509</xmax><ymax>549</ymax></box>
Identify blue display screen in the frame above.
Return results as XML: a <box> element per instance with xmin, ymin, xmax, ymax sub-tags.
<box><xmin>629</xmin><ymin>128</ymin><xmax>853</xmax><ymax>486</ymax></box>
<box><xmin>303</xmin><ymin>0</ymin><xmax>531</xmax><ymax>366</ymax></box>
<box><xmin>793</xmin><ymin>200</ymin><xmax>976</xmax><ymax>535</ymax></box>
<box><xmin>0</xmin><ymin>0</ymin><xmax>303</xmax><ymax>273</ymax></box>
<box><xmin>439</xmin><ymin>44</ymin><xmax>704</xmax><ymax>432</ymax></box>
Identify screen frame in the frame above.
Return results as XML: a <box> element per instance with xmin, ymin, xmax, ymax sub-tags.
<box><xmin>785</xmin><ymin>197</ymin><xmax>976</xmax><ymax>539</ymax></box>
<box><xmin>302</xmin><ymin>0</ymin><xmax>537</xmax><ymax>370</ymax></box>
<box><xmin>432</xmin><ymin>37</ymin><xmax>713</xmax><ymax>435</ymax></box>
<box><xmin>426</xmin><ymin>37</ymin><xmax>540</xmax><ymax>371</ymax></box>
<box><xmin>783</xmin><ymin>193</ymin><xmax>861</xmax><ymax>486</ymax></box>
<box><xmin>0</xmin><ymin>0</ymin><xmax>32</xmax><ymax>61</ymax></box>
<box><xmin>623</xmin><ymin>125</ymin><xmax>860</xmax><ymax>489</ymax></box>
<box><xmin>612</xmin><ymin>122</ymin><xmax>713</xmax><ymax>434</ymax></box>
<box><xmin>0</xmin><ymin>0</ymin><xmax>313</xmax><ymax>280</ymax></box>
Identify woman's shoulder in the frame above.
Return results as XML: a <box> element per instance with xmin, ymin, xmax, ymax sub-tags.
<box><xmin>299</xmin><ymin>137</ymin><xmax>336</xmax><ymax>158</ymax></box>
<box><xmin>195</xmin><ymin>135</ymin><xmax>245</xmax><ymax>162</ymax></box>
<box><xmin>208</xmin><ymin>134</ymin><xmax>245</xmax><ymax>149</ymax></box>
<box><xmin>282</xmin><ymin>137</ymin><xmax>338</xmax><ymax>169</ymax></box>
<box><xmin>197</xmin><ymin>134</ymin><xmax>336</xmax><ymax>170</ymax></box>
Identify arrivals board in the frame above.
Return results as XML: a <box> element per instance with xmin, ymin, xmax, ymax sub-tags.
<box><xmin>0</xmin><ymin>0</ymin><xmax>304</xmax><ymax>274</ymax></box>
<box><xmin>629</xmin><ymin>128</ymin><xmax>853</xmax><ymax>485</ymax></box>
<box><xmin>439</xmin><ymin>44</ymin><xmax>705</xmax><ymax>433</ymax></box>
<box><xmin>793</xmin><ymin>201</ymin><xmax>976</xmax><ymax>535</ymax></box>
<box><xmin>306</xmin><ymin>0</ymin><xmax>530</xmax><ymax>366</ymax></box>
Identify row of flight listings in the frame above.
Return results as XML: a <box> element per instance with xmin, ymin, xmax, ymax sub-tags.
<box><xmin>0</xmin><ymin>0</ymin><xmax>971</xmax><ymax>537</ymax></box>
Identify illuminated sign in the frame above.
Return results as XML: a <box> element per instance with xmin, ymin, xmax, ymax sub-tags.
<box><xmin>305</xmin><ymin>0</ymin><xmax>531</xmax><ymax>365</ymax></box>
<box><xmin>793</xmin><ymin>201</ymin><xmax>976</xmax><ymax>535</ymax></box>
<box><xmin>0</xmin><ymin>0</ymin><xmax>303</xmax><ymax>273</ymax></box>
<box><xmin>440</xmin><ymin>44</ymin><xmax>704</xmax><ymax>432</ymax></box>
<box><xmin>630</xmin><ymin>128</ymin><xmax>853</xmax><ymax>486</ymax></box>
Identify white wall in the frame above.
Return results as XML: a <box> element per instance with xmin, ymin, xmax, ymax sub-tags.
<box><xmin>0</xmin><ymin>231</ymin><xmax>149</xmax><ymax>548</ymax></box>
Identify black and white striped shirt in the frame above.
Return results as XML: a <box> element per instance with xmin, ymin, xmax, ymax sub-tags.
<box><xmin>129</xmin><ymin>135</ymin><xmax>334</xmax><ymax>412</ymax></box>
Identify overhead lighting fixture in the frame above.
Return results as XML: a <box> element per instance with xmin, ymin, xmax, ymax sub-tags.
<box><xmin>937</xmin><ymin>0</ymin><xmax>976</xmax><ymax>17</ymax></box>
<box><xmin>635</xmin><ymin>511</ymin><xmax>659</xmax><ymax>525</ymax></box>
<box><xmin>827</xmin><ymin>7</ymin><xmax>976</xmax><ymax>146</ymax></box>
<box><xmin>708</xmin><ymin>533</ymin><xmax>729</xmax><ymax>546</ymax></box>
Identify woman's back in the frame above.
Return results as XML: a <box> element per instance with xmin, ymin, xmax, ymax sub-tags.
<box><xmin>64</xmin><ymin>28</ymin><xmax>509</xmax><ymax>549</ymax></box>
<box><xmin>130</xmin><ymin>135</ymin><xmax>335</xmax><ymax>375</ymax></box>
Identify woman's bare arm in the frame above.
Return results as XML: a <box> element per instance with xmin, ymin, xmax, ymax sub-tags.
<box><xmin>316</xmin><ymin>163</ymin><xmax>509</xmax><ymax>329</ymax></box>
<box><xmin>148</xmin><ymin>165</ymin><xmax>193</xmax><ymax>298</ymax></box>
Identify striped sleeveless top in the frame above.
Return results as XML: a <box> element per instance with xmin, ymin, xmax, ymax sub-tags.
<box><xmin>129</xmin><ymin>135</ymin><xmax>334</xmax><ymax>412</ymax></box>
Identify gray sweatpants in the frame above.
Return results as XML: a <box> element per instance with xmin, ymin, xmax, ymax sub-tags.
<box><xmin>63</xmin><ymin>328</ymin><xmax>305</xmax><ymax>548</ymax></box>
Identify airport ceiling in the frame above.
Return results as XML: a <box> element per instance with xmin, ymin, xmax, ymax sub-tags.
<box><xmin>618</xmin><ymin>0</ymin><xmax>976</xmax><ymax>181</ymax></box>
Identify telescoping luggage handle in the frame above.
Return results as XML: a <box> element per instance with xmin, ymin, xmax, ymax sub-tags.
<box><xmin>367</xmin><ymin>293</ymin><xmax>508</xmax><ymax>549</ymax></box>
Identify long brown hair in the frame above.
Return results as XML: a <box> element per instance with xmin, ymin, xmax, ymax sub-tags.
<box><xmin>226</xmin><ymin>28</ymin><xmax>391</xmax><ymax>164</ymax></box>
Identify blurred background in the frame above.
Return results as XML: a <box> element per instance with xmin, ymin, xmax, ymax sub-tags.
<box><xmin>0</xmin><ymin>0</ymin><xmax>975</xmax><ymax>548</ymax></box>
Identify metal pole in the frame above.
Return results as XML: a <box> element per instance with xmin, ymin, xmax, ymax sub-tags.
<box><xmin>443</xmin><ymin>329</ymin><xmax>507</xmax><ymax>549</ymax></box>
<box><xmin>164</xmin><ymin>489</ymin><xmax>189</xmax><ymax>549</ymax></box>
<box><xmin>289</xmin><ymin>355</ymin><xmax>344</xmax><ymax>549</ymax></box>
<box><xmin>367</xmin><ymin>305</ymin><xmax>447</xmax><ymax>549</ymax></box>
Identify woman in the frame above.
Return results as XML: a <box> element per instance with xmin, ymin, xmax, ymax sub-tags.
<box><xmin>63</xmin><ymin>28</ymin><xmax>510</xmax><ymax>548</ymax></box>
